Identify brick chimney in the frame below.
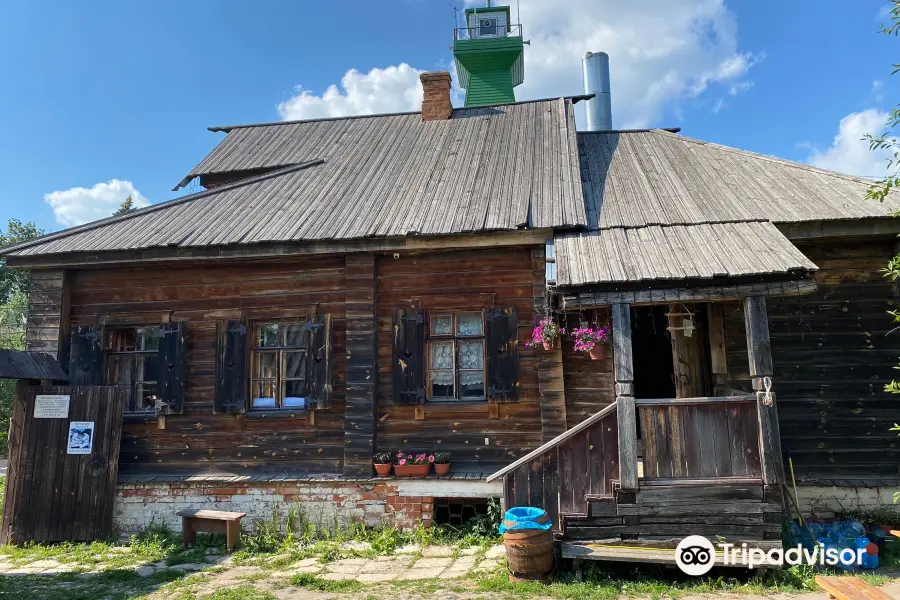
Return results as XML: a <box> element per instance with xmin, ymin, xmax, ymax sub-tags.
<box><xmin>420</xmin><ymin>72</ymin><xmax>453</xmax><ymax>121</ymax></box>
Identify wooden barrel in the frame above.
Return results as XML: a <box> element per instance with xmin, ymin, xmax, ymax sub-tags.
<box><xmin>503</xmin><ymin>528</ymin><xmax>554</xmax><ymax>582</ymax></box>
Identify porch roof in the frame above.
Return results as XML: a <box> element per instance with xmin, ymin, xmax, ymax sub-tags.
<box><xmin>554</xmin><ymin>221</ymin><xmax>817</xmax><ymax>287</ymax></box>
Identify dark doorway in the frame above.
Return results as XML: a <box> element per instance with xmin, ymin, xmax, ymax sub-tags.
<box><xmin>631</xmin><ymin>306</ymin><xmax>676</xmax><ymax>399</ymax></box>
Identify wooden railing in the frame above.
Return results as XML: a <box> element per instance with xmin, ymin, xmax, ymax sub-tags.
<box><xmin>486</xmin><ymin>400</ymin><xmax>620</xmax><ymax>528</ymax></box>
<box><xmin>635</xmin><ymin>395</ymin><xmax>762</xmax><ymax>483</ymax></box>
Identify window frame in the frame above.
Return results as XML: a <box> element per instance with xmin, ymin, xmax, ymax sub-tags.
<box><xmin>103</xmin><ymin>325</ymin><xmax>160</xmax><ymax>415</ymax></box>
<box><xmin>248</xmin><ymin>320</ymin><xmax>310</xmax><ymax>411</ymax></box>
<box><xmin>425</xmin><ymin>311</ymin><xmax>487</xmax><ymax>403</ymax></box>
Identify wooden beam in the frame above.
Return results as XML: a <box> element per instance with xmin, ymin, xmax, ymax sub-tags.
<box><xmin>707</xmin><ymin>303</ymin><xmax>729</xmax><ymax>395</ymax></box>
<box><xmin>742</xmin><ymin>296</ymin><xmax>785</xmax><ymax>486</ymax></box>
<box><xmin>611</xmin><ymin>303</ymin><xmax>638</xmax><ymax>491</ymax></box>
<box><xmin>633</xmin><ymin>395</ymin><xmax>755</xmax><ymax>406</ymax></box>
<box><xmin>777</xmin><ymin>218</ymin><xmax>900</xmax><ymax>241</ymax></box>
<box><xmin>560</xmin><ymin>280</ymin><xmax>817</xmax><ymax>309</ymax></box>
<box><xmin>744</xmin><ymin>296</ymin><xmax>773</xmax><ymax>379</ymax></box>
<box><xmin>5</xmin><ymin>229</ymin><xmax>554</xmax><ymax>269</ymax></box>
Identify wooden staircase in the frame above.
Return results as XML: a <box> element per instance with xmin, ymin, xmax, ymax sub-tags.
<box><xmin>487</xmin><ymin>393</ymin><xmax>786</xmax><ymax>566</ymax></box>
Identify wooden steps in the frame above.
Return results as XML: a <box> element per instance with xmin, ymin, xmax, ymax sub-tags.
<box><xmin>814</xmin><ymin>575</ymin><xmax>893</xmax><ymax>600</ymax></box>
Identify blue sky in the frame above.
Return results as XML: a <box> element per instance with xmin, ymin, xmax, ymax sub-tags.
<box><xmin>0</xmin><ymin>0</ymin><xmax>896</xmax><ymax>233</ymax></box>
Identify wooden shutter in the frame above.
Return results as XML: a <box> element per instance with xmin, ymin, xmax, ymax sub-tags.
<box><xmin>486</xmin><ymin>306</ymin><xmax>520</xmax><ymax>403</ymax></box>
<box><xmin>68</xmin><ymin>325</ymin><xmax>103</xmax><ymax>386</ymax></box>
<box><xmin>214</xmin><ymin>320</ymin><xmax>247</xmax><ymax>414</ymax></box>
<box><xmin>156</xmin><ymin>321</ymin><xmax>187</xmax><ymax>415</ymax></box>
<box><xmin>306</xmin><ymin>314</ymin><xmax>333</xmax><ymax>410</ymax></box>
<box><xmin>392</xmin><ymin>308</ymin><xmax>425</xmax><ymax>405</ymax></box>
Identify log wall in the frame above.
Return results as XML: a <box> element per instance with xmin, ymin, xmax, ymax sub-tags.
<box><xmin>67</xmin><ymin>257</ymin><xmax>348</xmax><ymax>473</ymax></box>
<box><xmin>725</xmin><ymin>238</ymin><xmax>900</xmax><ymax>479</ymax></box>
<box><xmin>374</xmin><ymin>247</ymin><xmax>544</xmax><ymax>472</ymax></box>
<box><xmin>560</xmin><ymin>308</ymin><xmax>615</xmax><ymax>428</ymax></box>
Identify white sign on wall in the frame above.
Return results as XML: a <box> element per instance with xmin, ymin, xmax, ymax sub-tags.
<box><xmin>67</xmin><ymin>421</ymin><xmax>95</xmax><ymax>455</ymax></box>
<box><xmin>33</xmin><ymin>395</ymin><xmax>70</xmax><ymax>419</ymax></box>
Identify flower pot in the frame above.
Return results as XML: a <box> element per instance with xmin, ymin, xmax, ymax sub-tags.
<box><xmin>393</xmin><ymin>464</ymin><xmax>430</xmax><ymax>477</ymax></box>
<box><xmin>434</xmin><ymin>463</ymin><xmax>451</xmax><ymax>476</ymax></box>
<box><xmin>542</xmin><ymin>342</ymin><xmax>551</xmax><ymax>350</ymax></box>
<box><xmin>588</xmin><ymin>345</ymin><xmax>607</xmax><ymax>360</ymax></box>
<box><xmin>374</xmin><ymin>463</ymin><xmax>392</xmax><ymax>477</ymax></box>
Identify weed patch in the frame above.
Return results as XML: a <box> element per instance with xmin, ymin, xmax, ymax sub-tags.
<box><xmin>289</xmin><ymin>572</ymin><xmax>364</xmax><ymax>592</ymax></box>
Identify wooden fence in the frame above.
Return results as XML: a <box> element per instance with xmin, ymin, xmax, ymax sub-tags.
<box><xmin>1</xmin><ymin>384</ymin><xmax>124</xmax><ymax>544</ymax></box>
<box><xmin>636</xmin><ymin>396</ymin><xmax>762</xmax><ymax>481</ymax></box>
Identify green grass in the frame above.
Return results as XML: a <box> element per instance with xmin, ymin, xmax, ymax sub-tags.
<box><xmin>289</xmin><ymin>572</ymin><xmax>364</xmax><ymax>592</ymax></box>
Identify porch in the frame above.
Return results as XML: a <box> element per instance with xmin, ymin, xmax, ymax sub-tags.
<box><xmin>487</xmin><ymin>296</ymin><xmax>786</xmax><ymax>565</ymax></box>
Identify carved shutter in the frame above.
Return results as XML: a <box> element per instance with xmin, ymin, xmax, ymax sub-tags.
<box><xmin>306</xmin><ymin>314</ymin><xmax>333</xmax><ymax>410</ymax></box>
<box><xmin>68</xmin><ymin>324</ymin><xmax>103</xmax><ymax>386</ymax></box>
<box><xmin>486</xmin><ymin>306</ymin><xmax>520</xmax><ymax>403</ymax></box>
<box><xmin>214</xmin><ymin>320</ymin><xmax>247</xmax><ymax>414</ymax></box>
<box><xmin>156</xmin><ymin>321</ymin><xmax>187</xmax><ymax>415</ymax></box>
<box><xmin>392</xmin><ymin>308</ymin><xmax>425</xmax><ymax>405</ymax></box>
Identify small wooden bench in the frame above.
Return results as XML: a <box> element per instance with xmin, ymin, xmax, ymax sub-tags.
<box><xmin>815</xmin><ymin>575</ymin><xmax>893</xmax><ymax>600</ymax></box>
<box><xmin>176</xmin><ymin>509</ymin><xmax>246</xmax><ymax>552</ymax></box>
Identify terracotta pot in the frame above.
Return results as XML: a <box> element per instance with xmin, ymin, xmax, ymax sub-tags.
<box><xmin>374</xmin><ymin>463</ymin><xmax>392</xmax><ymax>476</ymax></box>
<box><xmin>434</xmin><ymin>463</ymin><xmax>451</xmax><ymax>476</ymax></box>
<box><xmin>393</xmin><ymin>463</ymin><xmax>430</xmax><ymax>477</ymax></box>
<box><xmin>588</xmin><ymin>345</ymin><xmax>607</xmax><ymax>360</ymax></box>
<box><xmin>541</xmin><ymin>342</ymin><xmax>551</xmax><ymax>350</ymax></box>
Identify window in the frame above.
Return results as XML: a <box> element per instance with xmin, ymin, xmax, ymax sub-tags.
<box><xmin>250</xmin><ymin>322</ymin><xmax>308</xmax><ymax>410</ymax></box>
<box><xmin>426</xmin><ymin>312</ymin><xmax>486</xmax><ymax>401</ymax></box>
<box><xmin>105</xmin><ymin>327</ymin><xmax>159</xmax><ymax>414</ymax></box>
<box><xmin>479</xmin><ymin>17</ymin><xmax>498</xmax><ymax>36</ymax></box>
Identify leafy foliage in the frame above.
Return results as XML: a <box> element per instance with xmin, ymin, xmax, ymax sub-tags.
<box><xmin>112</xmin><ymin>195</ymin><xmax>138</xmax><ymax>217</ymax></box>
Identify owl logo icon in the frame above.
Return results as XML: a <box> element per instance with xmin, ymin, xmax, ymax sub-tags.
<box><xmin>675</xmin><ymin>535</ymin><xmax>716</xmax><ymax>576</ymax></box>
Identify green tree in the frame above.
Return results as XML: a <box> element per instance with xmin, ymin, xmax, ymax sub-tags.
<box><xmin>0</xmin><ymin>218</ymin><xmax>43</xmax><ymax>456</ymax></box>
<box><xmin>113</xmin><ymin>195</ymin><xmax>137</xmax><ymax>216</ymax></box>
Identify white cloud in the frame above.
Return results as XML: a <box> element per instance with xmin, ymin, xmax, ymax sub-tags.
<box><xmin>277</xmin><ymin>0</ymin><xmax>758</xmax><ymax>127</ymax></box>
<box><xmin>807</xmin><ymin>109</ymin><xmax>891</xmax><ymax>177</ymax></box>
<box><xmin>44</xmin><ymin>179</ymin><xmax>149</xmax><ymax>227</ymax></box>
<box><xmin>277</xmin><ymin>64</ymin><xmax>424</xmax><ymax>120</ymax></box>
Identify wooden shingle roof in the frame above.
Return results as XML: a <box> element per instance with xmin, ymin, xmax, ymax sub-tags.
<box><xmin>6</xmin><ymin>98</ymin><xmax>585</xmax><ymax>257</ymax></box>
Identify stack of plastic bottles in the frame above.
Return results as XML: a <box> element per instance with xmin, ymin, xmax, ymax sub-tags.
<box><xmin>789</xmin><ymin>519</ymin><xmax>880</xmax><ymax>571</ymax></box>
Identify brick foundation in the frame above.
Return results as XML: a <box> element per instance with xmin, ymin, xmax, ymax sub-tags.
<box><xmin>114</xmin><ymin>478</ymin><xmax>501</xmax><ymax>535</ymax></box>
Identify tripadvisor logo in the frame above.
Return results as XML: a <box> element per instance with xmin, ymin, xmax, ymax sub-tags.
<box><xmin>675</xmin><ymin>536</ymin><xmax>716</xmax><ymax>576</ymax></box>
<box><xmin>674</xmin><ymin>534</ymin><xmax>877</xmax><ymax>575</ymax></box>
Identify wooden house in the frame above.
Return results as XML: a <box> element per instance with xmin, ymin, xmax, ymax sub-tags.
<box><xmin>2</xmin><ymin>38</ymin><xmax>900</xmax><ymax>549</ymax></box>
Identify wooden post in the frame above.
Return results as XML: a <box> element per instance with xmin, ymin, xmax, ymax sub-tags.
<box><xmin>611</xmin><ymin>303</ymin><xmax>638</xmax><ymax>491</ymax></box>
<box><xmin>343</xmin><ymin>254</ymin><xmax>378</xmax><ymax>477</ymax></box>
<box><xmin>743</xmin><ymin>296</ymin><xmax>785</xmax><ymax>486</ymax></box>
<box><xmin>707</xmin><ymin>303</ymin><xmax>729</xmax><ymax>395</ymax></box>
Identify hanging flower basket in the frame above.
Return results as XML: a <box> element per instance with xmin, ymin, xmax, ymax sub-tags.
<box><xmin>526</xmin><ymin>317</ymin><xmax>563</xmax><ymax>351</ymax></box>
<box><xmin>588</xmin><ymin>345</ymin><xmax>607</xmax><ymax>361</ymax></box>
<box><xmin>571</xmin><ymin>325</ymin><xmax>611</xmax><ymax>360</ymax></box>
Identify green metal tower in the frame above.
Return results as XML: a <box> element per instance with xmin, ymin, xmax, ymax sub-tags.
<box><xmin>453</xmin><ymin>2</ymin><xmax>524</xmax><ymax>107</ymax></box>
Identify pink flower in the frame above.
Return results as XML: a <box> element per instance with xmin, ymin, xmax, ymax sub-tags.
<box><xmin>398</xmin><ymin>459</ymin><xmax>406</xmax><ymax>465</ymax></box>
<box><xmin>428</xmin><ymin>455</ymin><xmax>435</xmax><ymax>463</ymax></box>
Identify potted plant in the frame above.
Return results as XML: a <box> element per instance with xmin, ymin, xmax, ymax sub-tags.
<box><xmin>373</xmin><ymin>451</ymin><xmax>393</xmax><ymax>476</ymax></box>
<box><xmin>571</xmin><ymin>325</ymin><xmax>611</xmax><ymax>360</ymax></box>
<box><xmin>393</xmin><ymin>452</ymin><xmax>431</xmax><ymax>477</ymax></box>
<box><xmin>527</xmin><ymin>317</ymin><xmax>563</xmax><ymax>350</ymax></box>
<box><xmin>432</xmin><ymin>452</ymin><xmax>451</xmax><ymax>476</ymax></box>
